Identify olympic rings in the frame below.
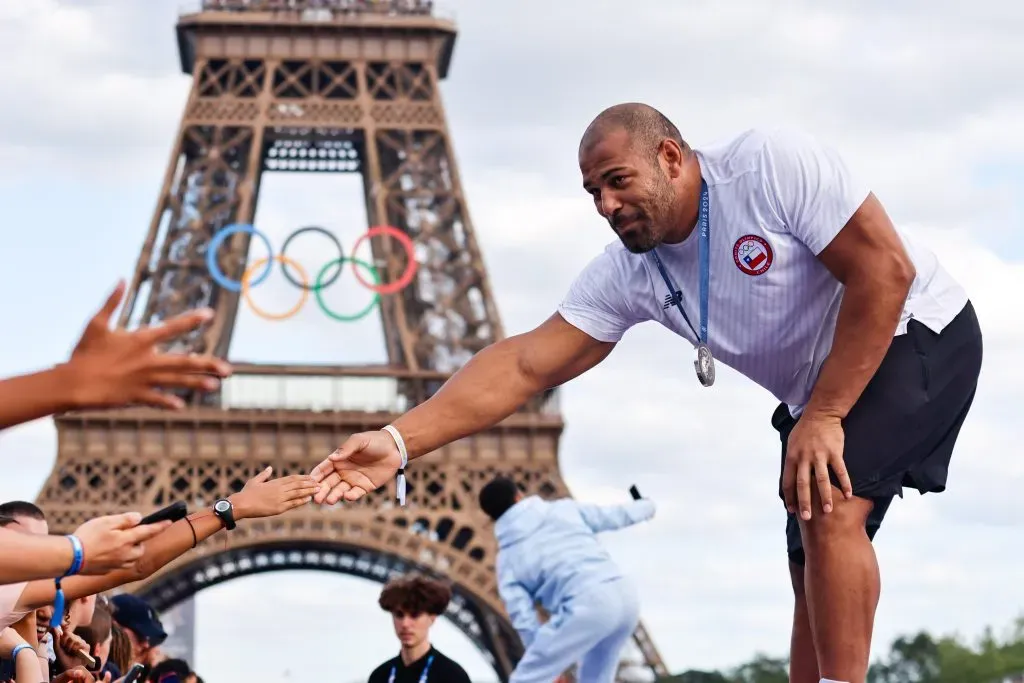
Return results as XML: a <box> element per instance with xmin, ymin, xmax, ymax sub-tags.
<box><xmin>280</xmin><ymin>226</ymin><xmax>344</xmax><ymax>291</ymax></box>
<box><xmin>350</xmin><ymin>226</ymin><xmax>418</xmax><ymax>295</ymax></box>
<box><xmin>314</xmin><ymin>257</ymin><xmax>381</xmax><ymax>322</ymax></box>
<box><xmin>206</xmin><ymin>222</ymin><xmax>418</xmax><ymax>323</ymax></box>
<box><xmin>242</xmin><ymin>254</ymin><xmax>310</xmax><ymax>321</ymax></box>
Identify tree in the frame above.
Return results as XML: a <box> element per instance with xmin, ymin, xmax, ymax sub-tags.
<box><xmin>658</xmin><ymin>615</ymin><xmax>1024</xmax><ymax>683</ymax></box>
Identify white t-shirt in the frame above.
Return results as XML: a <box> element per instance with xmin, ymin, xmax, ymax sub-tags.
<box><xmin>558</xmin><ymin>127</ymin><xmax>968</xmax><ymax>415</ymax></box>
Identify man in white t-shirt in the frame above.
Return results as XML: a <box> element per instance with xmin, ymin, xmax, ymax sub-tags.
<box><xmin>310</xmin><ymin>103</ymin><xmax>983</xmax><ymax>683</ymax></box>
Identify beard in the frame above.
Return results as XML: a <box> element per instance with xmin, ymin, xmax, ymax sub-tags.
<box><xmin>613</xmin><ymin>173</ymin><xmax>676</xmax><ymax>254</ymax></box>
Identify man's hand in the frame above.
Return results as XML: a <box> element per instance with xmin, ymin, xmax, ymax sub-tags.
<box><xmin>229</xmin><ymin>467</ymin><xmax>320</xmax><ymax>520</ymax></box>
<box><xmin>309</xmin><ymin>430</ymin><xmax>403</xmax><ymax>505</ymax></box>
<box><xmin>63</xmin><ymin>280</ymin><xmax>232</xmax><ymax>411</ymax></box>
<box><xmin>781</xmin><ymin>413</ymin><xmax>853</xmax><ymax>520</ymax></box>
<box><xmin>72</xmin><ymin>512</ymin><xmax>172</xmax><ymax>574</ymax></box>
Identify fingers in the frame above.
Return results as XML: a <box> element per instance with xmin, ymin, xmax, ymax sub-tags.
<box><xmin>794</xmin><ymin>459</ymin><xmax>812</xmax><ymax>521</ymax></box>
<box><xmin>155</xmin><ymin>352</ymin><xmax>232</xmax><ymax>378</ymax></box>
<box><xmin>92</xmin><ymin>281</ymin><xmax>126</xmax><ymax>327</ymax></box>
<box><xmin>140</xmin><ymin>308</ymin><xmax>215</xmax><ymax>346</ymax></box>
<box><xmin>147</xmin><ymin>372</ymin><xmax>221</xmax><ymax>393</ymax></box>
<box><xmin>323</xmin><ymin>481</ymin><xmax>352</xmax><ymax>506</ymax></box>
<box><xmin>250</xmin><ymin>466</ymin><xmax>273</xmax><ymax>485</ymax></box>
<box><xmin>309</xmin><ymin>460</ymin><xmax>332</xmax><ymax>483</ymax></box>
<box><xmin>135</xmin><ymin>389</ymin><xmax>186</xmax><ymax>411</ymax></box>
<box><xmin>815</xmin><ymin>455</ymin><xmax>833</xmax><ymax>514</ymax></box>
<box><xmin>312</xmin><ymin>472</ymin><xmax>342</xmax><ymax>504</ymax></box>
<box><xmin>107</xmin><ymin>511</ymin><xmax>144</xmax><ymax>530</ymax></box>
<box><xmin>329</xmin><ymin>434</ymin><xmax>370</xmax><ymax>462</ymax></box>
<box><xmin>120</xmin><ymin>519</ymin><xmax>172</xmax><ymax>547</ymax></box>
<box><xmin>831</xmin><ymin>454</ymin><xmax>853</xmax><ymax>501</ymax></box>
<box><xmin>781</xmin><ymin>456</ymin><xmax>796</xmax><ymax>515</ymax></box>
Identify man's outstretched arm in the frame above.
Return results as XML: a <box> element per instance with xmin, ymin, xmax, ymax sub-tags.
<box><xmin>311</xmin><ymin>313</ymin><xmax>615</xmax><ymax>504</ymax></box>
<box><xmin>395</xmin><ymin>313</ymin><xmax>615</xmax><ymax>459</ymax></box>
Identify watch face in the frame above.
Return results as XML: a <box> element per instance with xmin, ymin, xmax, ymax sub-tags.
<box><xmin>215</xmin><ymin>500</ymin><xmax>230</xmax><ymax>512</ymax></box>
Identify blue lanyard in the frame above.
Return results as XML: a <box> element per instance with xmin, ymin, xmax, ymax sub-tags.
<box><xmin>651</xmin><ymin>178</ymin><xmax>710</xmax><ymax>345</ymax></box>
<box><xmin>388</xmin><ymin>654</ymin><xmax>433</xmax><ymax>683</ymax></box>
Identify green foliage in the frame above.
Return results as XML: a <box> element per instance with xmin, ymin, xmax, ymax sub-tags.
<box><xmin>656</xmin><ymin>617</ymin><xmax>1024</xmax><ymax>683</ymax></box>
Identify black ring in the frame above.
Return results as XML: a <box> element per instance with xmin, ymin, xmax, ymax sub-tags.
<box><xmin>279</xmin><ymin>226</ymin><xmax>345</xmax><ymax>291</ymax></box>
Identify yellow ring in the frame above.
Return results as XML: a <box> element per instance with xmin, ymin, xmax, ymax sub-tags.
<box><xmin>241</xmin><ymin>254</ymin><xmax>309</xmax><ymax>321</ymax></box>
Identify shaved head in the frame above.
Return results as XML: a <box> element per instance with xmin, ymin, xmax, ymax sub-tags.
<box><xmin>579</xmin><ymin>102</ymin><xmax>688</xmax><ymax>162</ymax></box>
<box><xmin>578</xmin><ymin>102</ymin><xmax>701</xmax><ymax>253</ymax></box>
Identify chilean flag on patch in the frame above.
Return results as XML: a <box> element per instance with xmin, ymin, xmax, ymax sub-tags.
<box><xmin>743</xmin><ymin>245</ymin><xmax>767</xmax><ymax>270</ymax></box>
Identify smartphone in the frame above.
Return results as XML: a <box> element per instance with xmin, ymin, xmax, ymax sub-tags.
<box><xmin>140</xmin><ymin>501</ymin><xmax>187</xmax><ymax>525</ymax></box>
<box><xmin>629</xmin><ymin>485</ymin><xmax>642</xmax><ymax>501</ymax></box>
<box><xmin>122</xmin><ymin>663</ymin><xmax>146</xmax><ymax>683</ymax></box>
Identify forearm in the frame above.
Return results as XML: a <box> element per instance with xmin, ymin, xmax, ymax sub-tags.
<box><xmin>804</xmin><ymin>270</ymin><xmax>912</xmax><ymax>419</ymax></box>
<box><xmin>24</xmin><ymin>510</ymin><xmax>227</xmax><ymax>608</ymax></box>
<box><xmin>0</xmin><ymin>365</ymin><xmax>81</xmax><ymax>430</ymax></box>
<box><xmin>16</xmin><ymin>652</ymin><xmax>43</xmax><ymax>683</ymax></box>
<box><xmin>0</xmin><ymin>531</ymin><xmax>74</xmax><ymax>583</ymax></box>
<box><xmin>393</xmin><ymin>338</ymin><xmax>543</xmax><ymax>459</ymax></box>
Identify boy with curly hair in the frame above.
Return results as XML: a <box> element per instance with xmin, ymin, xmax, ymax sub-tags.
<box><xmin>368</xmin><ymin>575</ymin><xmax>471</xmax><ymax>683</ymax></box>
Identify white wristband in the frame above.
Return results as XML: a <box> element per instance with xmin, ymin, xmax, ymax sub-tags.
<box><xmin>381</xmin><ymin>425</ymin><xmax>409</xmax><ymax>506</ymax></box>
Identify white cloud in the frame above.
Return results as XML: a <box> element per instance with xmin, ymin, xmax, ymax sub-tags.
<box><xmin>0</xmin><ymin>0</ymin><xmax>1021</xmax><ymax>680</ymax></box>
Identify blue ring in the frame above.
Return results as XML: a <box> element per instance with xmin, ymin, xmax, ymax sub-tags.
<box><xmin>206</xmin><ymin>223</ymin><xmax>275</xmax><ymax>293</ymax></box>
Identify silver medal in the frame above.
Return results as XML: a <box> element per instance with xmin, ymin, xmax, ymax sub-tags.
<box><xmin>694</xmin><ymin>343</ymin><xmax>715</xmax><ymax>387</ymax></box>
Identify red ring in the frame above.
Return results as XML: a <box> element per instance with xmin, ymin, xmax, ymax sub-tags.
<box><xmin>350</xmin><ymin>225</ymin><xmax>418</xmax><ymax>295</ymax></box>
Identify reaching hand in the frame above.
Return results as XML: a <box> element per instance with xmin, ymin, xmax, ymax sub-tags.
<box><xmin>64</xmin><ymin>280</ymin><xmax>232</xmax><ymax>410</ymax></box>
<box><xmin>228</xmin><ymin>467</ymin><xmax>320</xmax><ymax>520</ymax></box>
<box><xmin>309</xmin><ymin>430</ymin><xmax>403</xmax><ymax>505</ymax></box>
<box><xmin>72</xmin><ymin>512</ymin><xmax>172</xmax><ymax>574</ymax></box>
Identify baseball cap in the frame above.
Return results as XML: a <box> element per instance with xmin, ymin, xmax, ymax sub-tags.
<box><xmin>109</xmin><ymin>594</ymin><xmax>167</xmax><ymax>646</ymax></box>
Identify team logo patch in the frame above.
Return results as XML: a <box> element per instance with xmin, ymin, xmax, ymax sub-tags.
<box><xmin>733</xmin><ymin>235</ymin><xmax>773</xmax><ymax>276</ymax></box>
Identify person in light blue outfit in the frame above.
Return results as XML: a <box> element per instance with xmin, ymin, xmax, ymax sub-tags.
<box><xmin>478</xmin><ymin>476</ymin><xmax>656</xmax><ymax>683</ymax></box>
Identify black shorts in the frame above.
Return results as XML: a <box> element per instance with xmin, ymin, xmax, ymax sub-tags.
<box><xmin>773</xmin><ymin>300</ymin><xmax>983</xmax><ymax>566</ymax></box>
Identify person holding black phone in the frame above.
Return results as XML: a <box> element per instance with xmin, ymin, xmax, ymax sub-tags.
<box><xmin>477</xmin><ymin>477</ymin><xmax>655</xmax><ymax>683</ymax></box>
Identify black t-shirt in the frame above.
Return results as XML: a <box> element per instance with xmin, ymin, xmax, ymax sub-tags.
<box><xmin>367</xmin><ymin>646</ymin><xmax>471</xmax><ymax>683</ymax></box>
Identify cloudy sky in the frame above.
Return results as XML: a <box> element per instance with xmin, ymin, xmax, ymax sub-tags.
<box><xmin>1</xmin><ymin>0</ymin><xmax>1022</xmax><ymax>681</ymax></box>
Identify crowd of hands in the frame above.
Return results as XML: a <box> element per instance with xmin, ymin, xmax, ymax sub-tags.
<box><xmin>0</xmin><ymin>282</ymin><xmax>376</xmax><ymax>683</ymax></box>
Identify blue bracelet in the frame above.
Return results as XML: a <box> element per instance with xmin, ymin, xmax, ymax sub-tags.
<box><xmin>10</xmin><ymin>643</ymin><xmax>33</xmax><ymax>660</ymax></box>
<box><xmin>52</xmin><ymin>578</ymin><xmax>65</xmax><ymax>626</ymax></box>
<box><xmin>64</xmin><ymin>535</ymin><xmax>83</xmax><ymax>577</ymax></box>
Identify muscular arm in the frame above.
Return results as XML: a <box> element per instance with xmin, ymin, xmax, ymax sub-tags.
<box><xmin>803</xmin><ymin>193</ymin><xmax>915</xmax><ymax>420</ymax></box>
<box><xmin>393</xmin><ymin>313</ymin><xmax>615</xmax><ymax>459</ymax></box>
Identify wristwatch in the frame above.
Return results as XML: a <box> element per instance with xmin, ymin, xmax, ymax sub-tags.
<box><xmin>212</xmin><ymin>499</ymin><xmax>236</xmax><ymax>530</ymax></box>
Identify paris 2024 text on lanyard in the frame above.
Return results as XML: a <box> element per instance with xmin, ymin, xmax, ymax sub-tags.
<box><xmin>649</xmin><ymin>177</ymin><xmax>715</xmax><ymax>388</ymax></box>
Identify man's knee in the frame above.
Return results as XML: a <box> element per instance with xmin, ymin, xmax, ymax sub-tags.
<box><xmin>798</xmin><ymin>487</ymin><xmax>875</xmax><ymax>551</ymax></box>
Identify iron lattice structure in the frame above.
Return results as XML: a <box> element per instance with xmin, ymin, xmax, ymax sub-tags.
<box><xmin>35</xmin><ymin>2</ymin><xmax>669</xmax><ymax>680</ymax></box>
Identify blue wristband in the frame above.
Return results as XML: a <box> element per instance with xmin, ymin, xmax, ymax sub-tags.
<box><xmin>64</xmin><ymin>535</ymin><xmax>83</xmax><ymax>577</ymax></box>
<box><xmin>10</xmin><ymin>643</ymin><xmax>33</xmax><ymax>660</ymax></box>
<box><xmin>52</xmin><ymin>578</ymin><xmax>65</xmax><ymax>627</ymax></box>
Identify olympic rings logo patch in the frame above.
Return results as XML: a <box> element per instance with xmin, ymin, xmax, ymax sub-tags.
<box><xmin>205</xmin><ymin>223</ymin><xmax>417</xmax><ymax>322</ymax></box>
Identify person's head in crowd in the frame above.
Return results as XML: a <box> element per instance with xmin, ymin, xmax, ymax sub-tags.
<box><xmin>378</xmin><ymin>575</ymin><xmax>452</xmax><ymax>656</ymax></box>
<box><xmin>108</xmin><ymin>622</ymin><xmax>133</xmax><ymax>674</ymax></box>
<box><xmin>0</xmin><ymin>500</ymin><xmax>48</xmax><ymax>535</ymax></box>
<box><xmin>110</xmin><ymin>593</ymin><xmax>166</xmax><ymax>666</ymax></box>
<box><xmin>74</xmin><ymin>600</ymin><xmax>114</xmax><ymax>676</ymax></box>
<box><xmin>478</xmin><ymin>476</ymin><xmax>523</xmax><ymax>522</ymax></box>
<box><xmin>147</xmin><ymin>657</ymin><xmax>194</xmax><ymax>683</ymax></box>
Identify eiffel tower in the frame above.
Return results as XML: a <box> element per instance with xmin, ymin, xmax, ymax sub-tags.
<box><xmin>34</xmin><ymin>1</ymin><xmax>669</xmax><ymax>680</ymax></box>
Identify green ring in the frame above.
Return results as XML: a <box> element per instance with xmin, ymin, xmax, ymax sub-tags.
<box><xmin>313</xmin><ymin>256</ymin><xmax>381</xmax><ymax>322</ymax></box>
